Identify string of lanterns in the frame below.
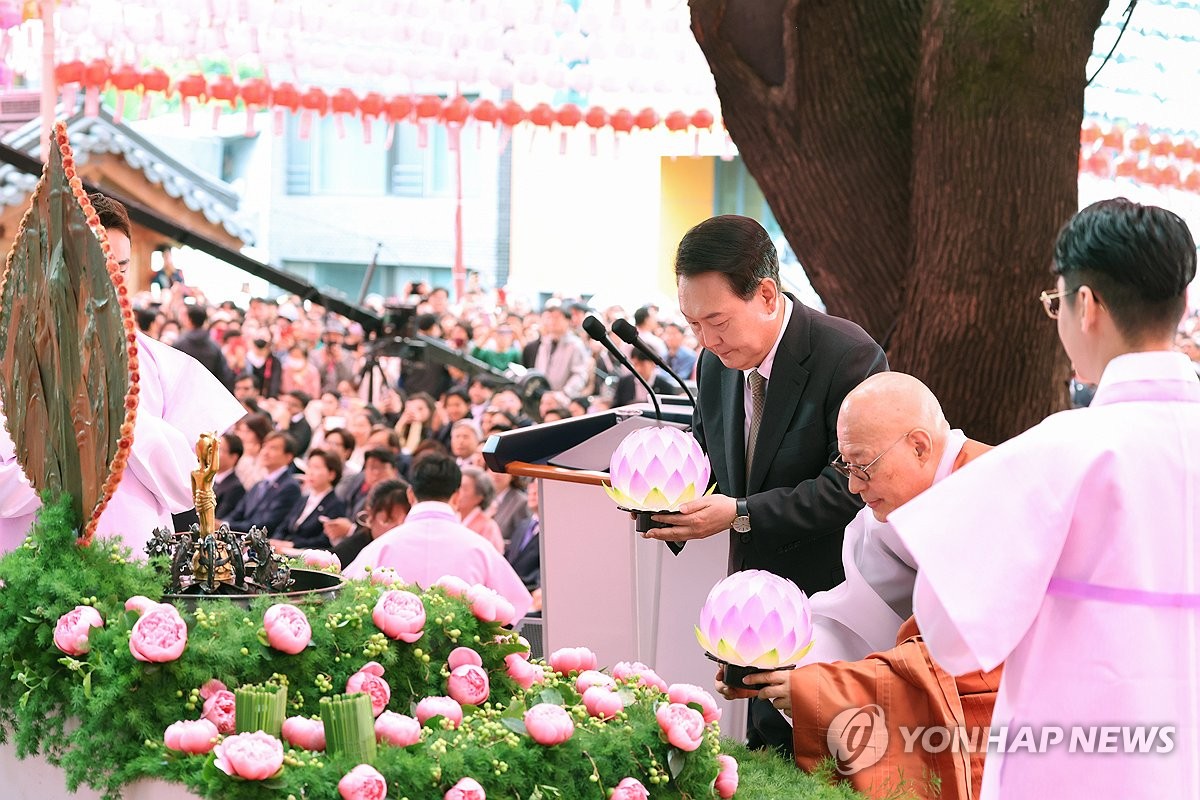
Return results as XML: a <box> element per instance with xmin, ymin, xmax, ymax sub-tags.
<box><xmin>52</xmin><ymin>59</ymin><xmax>724</xmax><ymax>155</ymax></box>
<box><xmin>1080</xmin><ymin>119</ymin><xmax>1200</xmax><ymax>192</ymax></box>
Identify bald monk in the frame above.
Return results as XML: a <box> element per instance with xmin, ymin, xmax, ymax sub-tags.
<box><xmin>728</xmin><ymin>373</ymin><xmax>999</xmax><ymax>800</ymax></box>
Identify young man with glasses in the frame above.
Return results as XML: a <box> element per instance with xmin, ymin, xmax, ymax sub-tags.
<box><xmin>889</xmin><ymin>198</ymin><xmax>1200</xmax><ymax>799</ymax></box>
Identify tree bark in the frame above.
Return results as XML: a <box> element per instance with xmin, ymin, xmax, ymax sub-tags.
<box><xmin>690</xmin><ymin>0</ymin><xmax>1110</xmax><ymax>443</ymax></box>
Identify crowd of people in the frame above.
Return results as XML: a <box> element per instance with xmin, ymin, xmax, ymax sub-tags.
<box><xmin>124</xmin><ymin>269</ymin><xmax>702</xmax><ymax>615</ymax></box>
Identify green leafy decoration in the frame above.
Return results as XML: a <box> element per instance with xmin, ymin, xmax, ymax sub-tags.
<box><xmin>0</xmin><ymin>122</ymin><xmax>136</xmax><ymax>538</ymax></box>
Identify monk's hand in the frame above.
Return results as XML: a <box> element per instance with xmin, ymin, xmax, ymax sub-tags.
<box><xmin>714</xmin><ymin>666</ymin><xmax>757</xmax><ymax>701</ymax></box>
<box><xmin>742</xmin><ymin>670</ymin><xmax>794</xmax><ymax>717</ymax></box>
<box><xmin>644</xmin><ymin>495</ymin><xmax>737</xmax><ymax>542</ymax></box>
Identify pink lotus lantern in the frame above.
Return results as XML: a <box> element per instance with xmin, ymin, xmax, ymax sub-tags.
<box><xmin>604</xmin><ymin>426</ymin><xmax>711</xmax><ymax>532</ymax></box>
<box><xmin>694</xmin><ymin>569</ymin><xmax>814</xmax><ymax>689</ymax></box>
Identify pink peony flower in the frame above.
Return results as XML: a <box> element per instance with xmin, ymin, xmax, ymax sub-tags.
<box><xmin>301</xmin><ymin>549</ymin><xmax>341</xmax><ymax>571</ymax></box>
<box><xmin>447</xmin><ymin>646</ymin><xmax>483</xmax><ymax>671</ymax></box>
<box><xmin>370</xmin><ymin>567</ymin><xmax>402</xmax><ymax>586</ymax></box>
<box><xmin>199</xmin><ymin>678</ymin><xmax>227</xmax><ymax>699</ymax></box>
<box><xmin>124</xmin><ymin>595</ymin><xmax>158</xmax><ymax>615</ymax></box>
<box><xmin>613</xmin><ymin>661</ymin><xmax>668</xmax><ymax>693</ymax></box>
<box><xmin>375</xmin><ymin>711</ymin><xmax>421</xmax><ymax>747</ymax></box>
<box><xmin>656</xmin><ymin>702</ymin><xmax>706</xmax><ymax>752</ymax></box>
<box><xmin>434</xmin><ymin>574</ymin><xmax>471</xmax><ymax>597</ymax></box>
<box><xmin>282</xmin><ymin>716</ymin><xmax>326</xmax><ymax>751</ymax></box>
<box><xmin>128</xmin><ymin>603</ymin><xmax>188</xmax><ymax>663</ymax></box>
<box><xmin>202</xmin><ymin>687</ymin><xmax>237</xmax><ymax>734</ymax></box>
<box><xmin>582</xmin><ymin>686</ymin><xmax>624</xmax><ymax>720</ymax></box>
<box><xmin>612</xmin><ymin>777</ymin><xmax>650</xmax><ymax>800</ymax></box>
<box><xmin>212</xmin><ymin>731</ymin><xmax>284</xmax><ymax>780</ymax></box>
<box><xmin>346</xmin><ymin>661</ymin><xmax>391</xmax><ymax>717</ymax></box>
<box><xmin>163</xmin><ymin>718</ymin><xmax>219</xmax><ymax>754</ymax></box>
<box><xmin>444</xmin><ymin>776</ymin><xmax>486</xmax><ymax>800</ymax></box>
<box><xmin>415</xmin><ymin>696</ymin><xmax>463</xmax><ymax>728</ymax></box>
<box><xmin>372</xmin><ymin>590</ymin><xmax>425</xmax><ymax>642</ymax></box>
<box><xmin>524</xmin><ymin>703</ymin><xmax>574</xmax><ymax>746</ymax></box>
<box><xmin>53</xmin><ymin>605</ymin><xmax>104</xmax><ymax>656</ymax></box>
<box><xmin>263</xmin><ymin>603</ymin><xmax>312</xmax><ymax>655</ymax></box>
<box><xmin>504</xmin><ymin>652</ymin><xmax>545</xmax><ymax>690</ymax></box>
<box><xmin>548</xmin><ymin>646</ymin><xmax>598</xmax><ymax>675</ymax></box>
<box><xmin>668</xmin><ymin>683</ymin><xmax>722</xmax><ymax>724</ymax></box>
<box><xmin>447</xmin><ymin>664</ymin><xmax>490</xmax><ymax>706</ymax></box>
<box><xmin>715</xmin><ymin>754</ymin><xmax>739</xmax><ymax>799</ymax></box>
<box><xmin>467</xmin><ymin>584</ymin><xmax>516</xmax><ymax>626</ymax></box>
<box><xmin>575</xmin><ymin>669</ymin><xmax>616</xmax><ymax>693</ymax></box>
<box><xmin>338</xmin><ymin>763</ymin><xmax>388</xmax><ymax>800</ymax></box>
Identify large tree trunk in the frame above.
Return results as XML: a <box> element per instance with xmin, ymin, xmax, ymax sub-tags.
<box><xmin>690</xmin><ymin>0</ymin><xmax>1109</xmax><ymax>444</ymax></box>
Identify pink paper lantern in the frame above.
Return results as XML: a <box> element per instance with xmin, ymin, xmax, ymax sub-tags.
<box><xmin>694</xmin><ymin>570</ymin><xmax>814</xmax><ymax>669</ymax></box>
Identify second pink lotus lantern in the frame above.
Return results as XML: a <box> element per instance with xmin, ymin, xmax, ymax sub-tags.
<box><xmin>695</xmin><ymin>569</ymin><xmax>814</xmax><ymax>689</ymax></box>
<box><xmin>603</xmin><ymin>425</ymin><xmax>712</xmax><ymax>532</ymax></box>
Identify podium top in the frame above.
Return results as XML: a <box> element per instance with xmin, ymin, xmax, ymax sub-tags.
<box><xmin>506</xmin><ymin>462</ymin><xmax>609</xmax><ymax>487</ymax></box>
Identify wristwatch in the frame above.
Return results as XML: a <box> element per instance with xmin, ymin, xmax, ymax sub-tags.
<box><xmin>731</xmin><ymin>498</ymin><xmax>751</xmax><ymax>533</ymax></box>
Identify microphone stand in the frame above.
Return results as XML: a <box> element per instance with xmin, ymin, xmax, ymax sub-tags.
<box><xmin>582</xmin><ymin>315</ymin><xmax>663</xmax><ymax>422</ymax></box>
<box><xmin>610</xmin><ymin>318</ymin><xmax>697</xmax><ymax>408</ymax></box>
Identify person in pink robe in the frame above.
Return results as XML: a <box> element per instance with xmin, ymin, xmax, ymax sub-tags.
<box><xmin>345</xmin><ymin>453</ymin><xmax>531</xmax><ymax>620</ymax></box>
<box><xmin>0</xmin><ymin>194</ymin><xmax>244</xmax><ymax>556</ymax></box>
<box><xmin>889</xmin><ymin>199</ymin><xmax>1200</xmax><ymax>799</ymax></box>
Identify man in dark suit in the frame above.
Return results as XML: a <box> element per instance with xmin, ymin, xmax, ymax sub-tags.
<box><xmin>281</xmin><ymin>390</ymin><xmax>313</xmax><ymax>455</ymax></box>
<box><xmin>646</xmin><ymin>215</ymin><xmax>888</xmax><ymax>755</ymax></box>
<box><xmin>174</xmin><ymin>304</ymin><xmax>233</xmax><ymax>389</ymax></box>
<box><xmin>222</xmin><ymin>431</ymin><xmax>302</xmax><ymax>535</ymax></box>
<box><xmin>505</xmin><ymin>482</ymin><xmax>541</xmax><ymax>607</ymax></box>
<box><xmin>214</xmin><ymin>432</ymin><xmax>246</xmax><ymax>520</ymax></box>
<box><xmin>612</xmin><ymin>346</ymin><xmax>682</xmax><ymax>407</ymax></box>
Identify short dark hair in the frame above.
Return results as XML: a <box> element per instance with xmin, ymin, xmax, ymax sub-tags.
<box><xmin>368</xmin><ymin>425</ymin><xmax>402</xmax><ymax>452</ymax></box>
<box><xmin>238</xmin><ymin>412</ymin><xmax>273</xmax><ymax>445</ymax></box>
<box><xmin>675</xmin><ymin>215</ymin><xmax>780</xmax><ymax>299</ymax></box>
<box><xmin>221</xmin><ymin>432</ymin><xmax>244</xmax><ymax>460</ymax></box>
<box><xmin>415</xmin><ymin>313</ymin><xmax>440</xmax><ymax>333</ymax></box>
<box><xmin>235</xmin><ymin>373</ymin><xmax>261</xmax><ymax>391</ymax></box>
<box><xmin>410</xmin><ymin>452</ymin><xmax>462</xmax><ymax>502</ymax></box>
<box><xmin>363</xmin><ymin>447</ymin><xmax>398</xmax><ymax>470</ymax></box>
<box><xmin>153</xmin><ymin>243</ymin><xmax>172</xmax><ymax>254</ymax></box>
<box><xmin>185</xmin><ymin>305</ymin><xmax>208</xmax><ymax>330</ymax></box>
<box><xmin>87</xmin><ymin>192</ymin><xmax>131</xmax><ymax>239</ymax></box>
<box><xmin>134</xmin><ymin>307</ymin><xmax>156</xmax><ymax>332</ymax></box>
<box><xmin>366</xmin><ymin>478</ymin><xmax>411</xmax><ymax>518</ymax></box>
<box><xmin>263</xmin><ymin>430</ymin><xmax>298</xmax><ymax>457</ymax></box>
<box><xmin>634</xmin><ymin>305</ymin><xmax>654</xmax><ymax>326</ymax></box>
<box><xmin>286</xmin><ymin>390</ymin><xmax>312</xmax><ymax>408</ymax></box>
<box><xmin>307</xmin><ymin>448</ymin><xmax>343</xmax><ymax>486</ymax></box>
<box><xmin>1053</xmin><ymin>198</ymin><xmax>1197</xmax><ymax>341</ymax></box>
<box><xmin>443</xmin><ymin>387</ymin><xmax>470</xmax><ymax>406</ymax></box>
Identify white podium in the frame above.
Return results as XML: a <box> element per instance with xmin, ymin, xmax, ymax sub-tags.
<box><xmin>503</xmin><ymin>460</ymin><xmax>746</xmax><ymax>740</ymax></box>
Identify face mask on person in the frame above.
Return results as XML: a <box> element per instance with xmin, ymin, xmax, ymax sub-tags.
<box><xmin>161</xmin><ymin>331</ymin><xmax>178</xmax><ymax>345</ymax></box>
<box><xmin>287</xmin><ymin>356</ymin><xmax>305</xmax><ymax>369</ymax></box>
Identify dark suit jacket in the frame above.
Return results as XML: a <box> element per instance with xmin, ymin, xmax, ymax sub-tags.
<box><xmin>505</xmin><ymin>515</ymin><xmax>540</xmax><ymax>591</ymax></box>
<box><xmin>491</xmin><ymin>488</ymin><xmax>529</xmax><ymax>546</ymax></box>
<box><xmin>214</xmin><ymin>472</ymin><xmax>246</xmax><ymax>520</ymax></box>
<box><xmin>225</xmin><ymin>471</ymin><xmax>302</xmax><ymax>535</ymax></box>
<box><xmin>692</xmin><ymin>295</ymin><xmax>887</xmax><ymax>594</ymax></box>
<box><xmin>278</xmin><ymin>491</ymin><xmax>347</xmax><ymax>550</ymax></box>
<box><xmin>175</xmin><ymin>328</ymin><xmax>233</xmax><ymax>389</ymax></box>
<box><xmin>612</xmin><ymin>373</ymin><xmax>680</xmax><ymax>408</ymax></box>
<box><xmin>285</xmin><ymin>416</ymin><xmax>313</xmax><ymax>455</ymax></box>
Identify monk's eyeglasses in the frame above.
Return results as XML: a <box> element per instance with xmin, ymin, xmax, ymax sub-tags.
<box><xmin>831</xmin><ymin>431</ymin><xmax>913</xmax><ymax>483</ymax></box>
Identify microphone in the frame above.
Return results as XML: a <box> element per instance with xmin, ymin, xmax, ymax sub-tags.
<box><xmin>581</xmin><ymin>315</ymin><xmax>662</xmax><ymax>421</ymax></box>
<box><xmin>611</xmin><ymin>318</ymin><xmax>697</xmax><ymax>408</ymax></box>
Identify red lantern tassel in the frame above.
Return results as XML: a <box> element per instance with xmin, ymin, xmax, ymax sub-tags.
<box><xmin>299</xmin><ymin>109</ymin><xmax>313</xmax><ymax>140</ymax></box>
<box><xmin>362</xmin><ymin>115</ymin><xmax>374</xmax><ymax>145</ymax></box>
<box><xmin>274</xmin><ymin>108</ymin><xmax>286</xmax><ymax>136</ymax></box>
<box><xmin>418</xmin><ymin>120</ymin><xmax>429</xmax><ymax>148</ymax></box>
<box><xmin>245</xmin><ymin>105</ymin><xmax>257</xmax><ymax>137</ymax></box>
<box><xmin>448</xmin><ymin>124</ymin><xmax>461</xmax><ymax>152</ymax></box>
<box><xmin>113</xmin><ymin>92</ymin><xmax>126</xmax><ymax>126</ymax></box>
<box><xmin>139</xmin><ymin>91</ymin><xmax>153</xmax><ymax>120</ymax></box>
<box><xmin>181</xmin><ymin>98</ymin><xmax>192</xmax><ymax>126</ymax></box>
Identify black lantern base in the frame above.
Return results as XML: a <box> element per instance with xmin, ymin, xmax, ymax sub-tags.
<box><xmin>704</xmin><ymin>653</ymin><xmax>797</xmax><ymax>690</ymax></box>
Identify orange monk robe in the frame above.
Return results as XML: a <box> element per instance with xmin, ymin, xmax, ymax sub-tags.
<box><xmin>791</xmin><ymin>617</ymin><xmax>1002</xmax><ymax>799</ymax></box>
<box><xmin>791</xmin><ymin>439</ymin><xmax>999</xmax><ymax>800</ymax></box>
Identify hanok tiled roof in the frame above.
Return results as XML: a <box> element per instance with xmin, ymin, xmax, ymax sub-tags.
<box><xmin>0</xmin><ymin>107</ymin><xmax>255</xmax><ymax>245</ymax></box>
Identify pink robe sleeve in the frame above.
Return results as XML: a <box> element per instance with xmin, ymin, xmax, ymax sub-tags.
<box><xmin>888</xmin><ymin>425</ymin><xmax>1075</xmax><ymax>675</ymax></box>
